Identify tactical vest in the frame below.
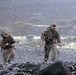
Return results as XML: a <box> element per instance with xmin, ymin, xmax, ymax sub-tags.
<box><xmin>43</xmin><ymin>29</ymin><xmax>58</xmax><ymax>44</ymax></box>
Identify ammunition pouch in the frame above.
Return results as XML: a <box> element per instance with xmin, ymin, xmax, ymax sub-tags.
<box><xmin>43</xmin><ymin>31</ymin><xmax>58</xmax><ymax>44</ymax></box>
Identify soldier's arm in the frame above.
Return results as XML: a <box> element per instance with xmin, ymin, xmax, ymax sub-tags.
<box><xmin>41</xmin><ymin>31</ymin><xmax>46</xmax><ymax>46</ymax></box>
<box><xmin>10</xmin><ymin>37</ymin><xmax>15</xmax><ymax>47</ymax></box>
<box><xmin>6</xmin><ymin>35</ymin><xmax>15</xmax><ymax>47</ymax></box>
<box><xmin>0</xmin><ymin>40</ymin><xmax>3</xmax><ymax>46</ymax></box>
<box><xmin>56</xmin><ymin>32</ymin><xmax>61</xmax><ymax>43</ymax></box>
<box><xmin>56</xmin><ymin>32</ymin><xmax>61</xmax><ymax>46</ymax></box>
<box><xmin>41</xmin><ymin>31</ymin><xmax>46</xmax><ymax>42</ymax></box>
<box><xmin>11</xmin><ymin>38</ymin><xmax>15</xmax><ymax>44</ymax></box>
<box><xmin>0</xmin><ymin>41</ymin><xmax>2</xmax><ymax>46</ymax></box>
<box><xmin>0</xmin><ymin>40</ymin><xmax>7</xmax><ymax>48</ymax></box>
<box><xmin>9</xmin><ymin>36</ymin><xmax>15</xmax><ymax>44</ymax></box>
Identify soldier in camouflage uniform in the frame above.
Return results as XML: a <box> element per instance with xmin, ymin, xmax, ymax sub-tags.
<box><xmin>41</xmin><ymin>22</ymin><xmax>61</xmax><ymax>63</ymax></box>
<box><xmin>0</xmin><ymin>31</ymin><xmax>15</xmax><ymax>65</ymax></box>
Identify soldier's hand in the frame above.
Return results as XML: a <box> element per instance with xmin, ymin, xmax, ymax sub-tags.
<box><xmin>43</xmin><ymin>41</ymin><xmax>46</xmax><ymax>46</ymax></box>
<box><xmin>11</xmin><ymin>44</ymin><xmax>14</xmax><ymax>47</ymax></box>
<box><xmin>5</xmin><ymin>43</ymin><xmax>9</xmax><ymax>46</ymax></box>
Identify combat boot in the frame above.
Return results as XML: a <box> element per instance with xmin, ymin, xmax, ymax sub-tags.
<box><xmin>44</xmin><ymin>58</ymin><xmax>48</xmax><ymax>64</ymax></box>
<box><xmin>7</xmin><ymin>59</ymin><xmax>11</xmax><ymax>64</ymax></box>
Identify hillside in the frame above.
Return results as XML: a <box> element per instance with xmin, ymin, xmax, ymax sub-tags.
<box><xmin>0</xmin><ymin>0</ymin><xmax>76</xmax><ymax>49</ymax></box>
<box><xmin>0</xmin><ymin>0</ymin><xmax>76</xmax><ymax>26</ymax></box>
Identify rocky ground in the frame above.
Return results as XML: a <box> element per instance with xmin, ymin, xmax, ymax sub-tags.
<box><xmin>0</xmin><ymin>44</ymin><xmax>76</xmax><ymax>75</ymax></box>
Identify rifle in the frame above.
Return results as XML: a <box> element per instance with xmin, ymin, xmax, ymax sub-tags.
<box><xmin>0</xmin><ymin>40</ymin><xmax>16</xmax><ymax>50</ymax></box>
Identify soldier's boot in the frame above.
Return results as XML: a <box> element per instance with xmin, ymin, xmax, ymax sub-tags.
<box><xmin>44</xmin><ymin>58</ymin><xmax>48</xmax><ymax>63</ymax></box>
<box><xmin>7</xmin><ymin>59</ymin><xmax>11</xmax><ymax>64</ymax></box>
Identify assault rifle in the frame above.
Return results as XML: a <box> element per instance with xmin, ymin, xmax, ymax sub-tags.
<box><xmin>0</xmin><ymin>41</ymin><xmax>16</xmax><ymax>52</ymax></box>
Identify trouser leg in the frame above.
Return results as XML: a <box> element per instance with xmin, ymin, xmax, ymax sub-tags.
<box><xmin>2</xmin><ymin>50</ymin><xmax>9</xmax><ymax>65</ymax></box>
<box><xmin>8</xmin><ymin>48</ymin><xmax>15</xmax><ymax>64</ymax></box>
<box><xmin>44</xmin><ymin>45</ymin><xmax>51</xmax><ymax>62</ymax></box>
<box><xmin>51</xmin><ymin>44</ymin><xmax>57</xmax><ymax>61</ymax></box>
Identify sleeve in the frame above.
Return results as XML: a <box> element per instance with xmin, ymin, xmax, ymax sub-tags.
<box><xmin>0</xmin><ymin>40</ymin><xmax>3</xmax><ymax>46</ymax></box>
<box><xmin>10</xmin><ymin>36</ymin><xmax>15</xmax><ymax>44</ymax></box>
<box><xmin>56</xmin><ymin>32</ymin><xmax>61</xmax><ymax>43</ymax></box>
<box><xmin>41</xmin><ymin>31</ymin><xmax>45</xmax><ymax>42</ymax></box>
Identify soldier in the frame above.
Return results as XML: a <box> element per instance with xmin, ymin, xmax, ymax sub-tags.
<box><xmin>41</xmin><ymin>22</ymin><xmax>61</xmax><ymax>63</ymax></box>
<box><xmin>0</xmin><ymin>31</ymin><xmax>15</xmax><ymax>65</ymax></box>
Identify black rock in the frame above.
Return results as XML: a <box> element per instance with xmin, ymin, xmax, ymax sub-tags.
<box><xmin>0</xmin><ymin>70</ymin><xmax>10</xmax><ymax>75</ymax></box>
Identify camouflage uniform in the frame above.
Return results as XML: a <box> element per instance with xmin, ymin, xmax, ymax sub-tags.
<box><xmin>0</xmin><ymin>31</ymin><xmax>15</xmax><ymax>64</ymax></box>
<box><xmin>41</xmin><ymin>24</ymin><xmax>61</xmax><ymax>62</ymax></box>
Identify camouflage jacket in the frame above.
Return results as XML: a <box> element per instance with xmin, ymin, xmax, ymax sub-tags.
<box><xmin>41</xmin><ymin>27</ymin><xmax>61</xmax><ymax>44</ymax></box>
<box><xmin>0</xmin><ymin>35</ymin><xmax>15</xmax><ymax>49</ymax></box>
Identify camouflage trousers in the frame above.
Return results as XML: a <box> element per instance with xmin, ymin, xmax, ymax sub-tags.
<box><xmin>44</xmin><ymin>44</ymin><xmax>59</xmax><ymax>62</ymax></box>
<box><xmin>2</xmin><ymin>48</ymin><xmax>15</xmax><ymax>64</ymax></box>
